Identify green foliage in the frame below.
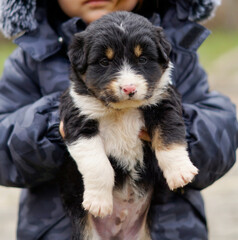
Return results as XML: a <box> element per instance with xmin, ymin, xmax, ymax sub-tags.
<box><xmin>198</xmin><ymin>30</ymin><xmax>238</xmax><ymax>69</ymax></box>
<box><xmin>0</xmin><ymin>42</ymin><xmax>16</xmax><ymax>75</ymax></box>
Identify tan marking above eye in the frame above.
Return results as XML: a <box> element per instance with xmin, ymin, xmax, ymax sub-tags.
<box><xmin>105</xmin><ymin>47</ymin><xmax>114</xmax><ymax>60</ymax></box>
<box><xmin>134</xmin><ymin>45</ymin><xmax>143</xmax><ymax>57</ymax></box>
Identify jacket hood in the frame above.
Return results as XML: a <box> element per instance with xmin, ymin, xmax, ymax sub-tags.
<box><xmin>0</xmin><ymin>0</ymin><xmax>37</xmax><ymax>38</ymax></box>
<box><xmin>172</xmin><ymin>0</ymin><xmax>221</xmax><ymax>22</ymax></box>
<box><xmin>0</xmin><ymin>0</ymin><xmax>221</xmax><ymax>38</ymax></box>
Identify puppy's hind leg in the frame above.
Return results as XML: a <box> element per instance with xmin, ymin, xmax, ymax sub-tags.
<box><xmin>57</xmin><ymin>154</ymin><xmax>86</xmax><ymax>240</ymax></box>
<box><xmin>58</xmin><ymin>151</ymin><xmax>112</xmax><ymax>239</ymax></box>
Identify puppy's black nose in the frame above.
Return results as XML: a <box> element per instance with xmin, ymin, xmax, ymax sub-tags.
<box><xmin>128</xmin><ymin>91</ymin><xmax>136</xmax><ymax>97</ymax></box>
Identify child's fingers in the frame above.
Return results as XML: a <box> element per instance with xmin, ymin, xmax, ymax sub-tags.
<box><xmin>59</xmin><ymin>121</ymin><xmax>65</xmax><ymax>139</ymax></box>
<box><xmin>138</xmin><ymin>128</ymin><xmax>151</xmax><ymax>142</ymax></box>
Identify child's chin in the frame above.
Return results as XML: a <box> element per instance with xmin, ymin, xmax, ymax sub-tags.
<box><xmin>82</xmin><ymin>9</ymin><xmax>112</xmax><ymax>24</ymax></box>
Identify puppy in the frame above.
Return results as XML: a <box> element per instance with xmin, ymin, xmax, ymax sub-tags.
<box><xmin>59</xmin><ymin>11</ymin><xmax>198</xmax><ymax>240</ymax></box>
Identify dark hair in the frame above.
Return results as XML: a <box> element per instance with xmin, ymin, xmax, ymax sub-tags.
<box><xmin>134</xmin><ymin>0</ymin><xmax>170</xmax><ymax>19</ymax></box>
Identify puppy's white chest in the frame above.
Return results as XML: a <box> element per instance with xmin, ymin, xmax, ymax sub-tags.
<box><xmin>99</xmin><ymin>109</ymin><xmax>145</xmax><ymax>170</ymax></box>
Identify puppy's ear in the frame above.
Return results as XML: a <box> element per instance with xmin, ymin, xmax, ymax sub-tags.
<box><xmin>68</xmin><ymin>32</ymin><xmax>87</xmax><ymax>74</ymax></box>
<box><xmin>155</xmin><ymin>27</ymin><xmax>171</xmax><ymax>69</ymax></box>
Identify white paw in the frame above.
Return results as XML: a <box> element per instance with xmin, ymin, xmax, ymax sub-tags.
<box><xmin>156</xmin><ymin>144</ymin><xmax>198</xmax><ymax>191</ymax></box>
<box><xmin>82</xmin><ymin>190</ymin><xmax>113</xmax><ymax>218</ymax></box>
<box><xmin>164</xmin><ymin>160</ymin><xmax>198</xmax><ymax>190</ymax></box>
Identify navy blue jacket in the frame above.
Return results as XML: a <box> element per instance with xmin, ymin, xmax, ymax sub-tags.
<box><xmin>0</xmin><ymin>1</ymin><xmax>237</xmax><ymax>239</ymax></box>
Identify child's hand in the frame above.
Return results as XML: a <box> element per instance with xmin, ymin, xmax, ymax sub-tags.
<box><xmin>139</xmin><ymin>127</ymin><xmax>151</xmax><ymax>142</ymax></box>
<box><xmin>59</xmin><ymin>121</ymin><xmax>65</xmax><ymax>139</ymax></box>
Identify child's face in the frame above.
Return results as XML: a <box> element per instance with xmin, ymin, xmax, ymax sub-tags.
<box><xmin>58</xmin><ymin>0</ymin><xmax>139</xmax><ymax>24</ymax></box>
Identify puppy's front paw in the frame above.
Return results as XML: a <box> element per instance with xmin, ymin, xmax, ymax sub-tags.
<box><xmin>164</xmin><ymin>159</ymin><xmax>198</xmax><ymax>190</ymax></box>
<box><xmin>83</xmin><ymin>190</ymin><xmax>113</xmax><ymax>218</ymax></box>
<box><xmin>156</xmin><ymin>145</ymin><xmax>198</xmax><ymax>191</ymax></box>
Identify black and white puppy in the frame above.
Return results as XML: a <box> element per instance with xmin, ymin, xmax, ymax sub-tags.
<box><xmin>59</xmin><ymin>11</ymin><xmax>198</xmax><ymax>240</ymax></box>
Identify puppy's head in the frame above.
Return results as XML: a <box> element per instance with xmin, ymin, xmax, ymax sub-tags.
<box><xmin>69</xmin><ymin>11</ymin><xmax>172</xmax><ymax>109</ymax></box>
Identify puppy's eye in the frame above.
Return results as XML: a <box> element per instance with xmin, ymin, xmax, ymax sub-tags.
<box><xmin>138</xmin><ymin>56</ymin><xmax>147</xmax><ymax>64</ymax></box>
<box><xmin>99</xmin><ymin>58</ymin><xmax>110</xmax><ymax>67</ymax></box>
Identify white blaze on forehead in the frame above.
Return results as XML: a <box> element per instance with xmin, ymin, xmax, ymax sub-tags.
<box><xmin>119</xmin><ymin>22</ymin><xmax>125</xmax><ymax>32</ymax></box>
<box><xmin>113</xmin><ymin>22</ymin><xmax>125</xmax><ymax>33</ymax></box>
<box><xmin>111</xmin><ymin>62</ymin><xmax>148</xmax><ymax>100</ymax></box>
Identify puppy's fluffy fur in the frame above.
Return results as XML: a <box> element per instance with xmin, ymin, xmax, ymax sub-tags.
<box><xmin>59</xmin><ymin>11</ymin><xmax>198</xmax><ymax>240</ymax></box>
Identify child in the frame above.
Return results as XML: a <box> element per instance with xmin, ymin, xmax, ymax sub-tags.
<box><xmin>0</xmin><ymin>0</ymin><xmax>237</xmax><ymax>239</ymax></box>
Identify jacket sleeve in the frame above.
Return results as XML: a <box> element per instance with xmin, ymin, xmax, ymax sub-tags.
<box><xmin>0</xmin><ymin>48</ymin><xmax>66</xmax><ymax>188</ymax></box>
<box><xmin>172</xmin><ymin>47</ymin><xmax>238</xmax><ymax>190</ymax></box>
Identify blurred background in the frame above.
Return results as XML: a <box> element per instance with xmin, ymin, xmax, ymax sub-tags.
<box><xmin>0</xmin><ymin>0</ymin><xmax>237</xmax><ymax>239</ymax></box>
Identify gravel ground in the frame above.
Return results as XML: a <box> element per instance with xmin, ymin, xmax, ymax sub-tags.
<box><xmin>202</xmin><ymin>47</ymin><xmax>238</xmax><ymax>240</ymax></box>
<box><xmin>0</xmin><ymin>48</ymin><xmax>237</xmax><ymax>240</ymax></box>
<box><xmin>0</xmin><ymin>187</ymin><xmax>20</xmax><ymax>240</ymax></box>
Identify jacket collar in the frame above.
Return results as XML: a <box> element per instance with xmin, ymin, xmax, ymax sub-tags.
<box><xmin>14</xmin><ymin>8</ymin><xmax>86</xmax><ymax>62</ymax></box>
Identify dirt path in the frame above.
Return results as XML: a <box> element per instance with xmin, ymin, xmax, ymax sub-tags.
<box><xmin>0</xmin><ymin>48</ymin><xmax>237</xmax><ymax>240</ymax></box>
<box><xmin>202</xmin><ymin>47</ymin><xmax>238</xmax><ymax>240</ymax></box>
<box><xmin>0</xmin><ymin>187</ymin><xmax>20</xmax><ymax>240</ymax></box>
<box><xmin>207</xmin><ymin>46</ymin><xmax>238</xmax><ymax>102</ymax></box>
